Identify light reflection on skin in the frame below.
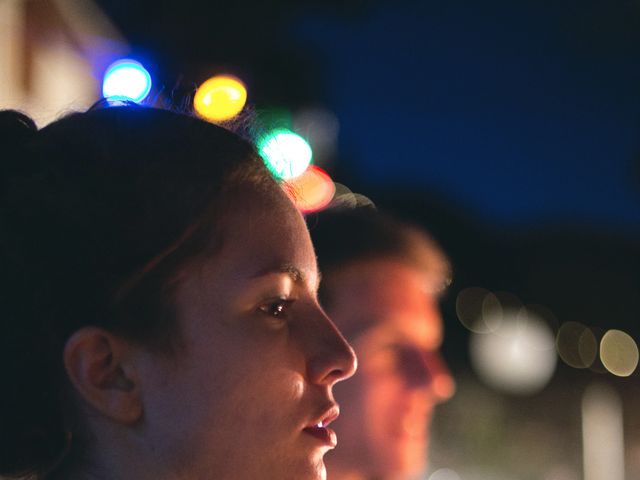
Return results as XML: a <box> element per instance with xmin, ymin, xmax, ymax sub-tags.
<box><xmin>321</xmin><ymin>260</ymin><xmax>454</xmax><ymax>480</ymax></box>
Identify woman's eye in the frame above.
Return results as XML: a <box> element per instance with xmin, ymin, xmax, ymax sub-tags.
<box><xmin>259</xmin><ymin>299</ymin><xmax>293</xmax><ymax>319</ymax></box>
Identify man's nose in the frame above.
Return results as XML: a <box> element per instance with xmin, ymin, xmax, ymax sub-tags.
<box><xmin>398</xmin><ymin>347</ymin><xmax>455</xmax><ymax>402</ymax></box>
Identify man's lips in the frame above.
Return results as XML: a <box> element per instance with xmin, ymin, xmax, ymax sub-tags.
<box><xmin>302</xmin><ymin>405</ymin><xmax>340</xmax><ymax>447</ymax></box>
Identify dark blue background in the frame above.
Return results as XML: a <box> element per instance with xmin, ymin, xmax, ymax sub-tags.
<box><xmin>292</xmin><ymin>0</ymin><xmax>640</xmax><ymax>232</ymax></box>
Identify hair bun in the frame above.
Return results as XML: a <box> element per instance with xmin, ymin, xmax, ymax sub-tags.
<box><xmin>0</xmin><ymin>110</ymin><xmax>38</xmax><ymax>190</ymax></box>
<box><xmin>0</xmin><ymin>110</ymin><xmax>37</xmax><ymax>143</ymax></box>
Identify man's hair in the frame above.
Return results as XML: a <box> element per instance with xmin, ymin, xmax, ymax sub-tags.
<box><xmin>309</xmin><ymin>207</ymin><xmax>451</xmax><ymax>304</ymax></box>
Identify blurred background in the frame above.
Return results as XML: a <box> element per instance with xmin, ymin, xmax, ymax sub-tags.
<box><xmin>2</xmin><ymin>0</ymin><xmax>639</xmax><ymax>478</ymax></box>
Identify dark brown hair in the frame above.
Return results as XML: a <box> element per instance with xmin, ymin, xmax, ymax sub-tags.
<box><xmin>309</xmin><ymin>207</ymin><xmax>451</xmax><ymax>307</ymax></box>
<box><xmin>0</xmin><ymin>105</ymin><xmax>277</xmax><ymax>478</ymax></box>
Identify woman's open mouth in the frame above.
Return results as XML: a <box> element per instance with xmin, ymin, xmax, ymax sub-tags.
<box><xmin>303</xmin><ymin>406</ymin><xmax>339</xmax><ymax>447</ymax></box>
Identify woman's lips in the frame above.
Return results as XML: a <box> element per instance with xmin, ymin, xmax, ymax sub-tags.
<box><xmin>302</xmin><ymin>424</ymin><xmax>337</xmax><ymax>447</ymax></box>
<box><xmin>303</xmin><ymin>405</ymin><xmax>340</xmax><ymax>447</ymax></box>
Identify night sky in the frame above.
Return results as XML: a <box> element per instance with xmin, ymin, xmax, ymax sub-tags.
<box><xmin>292</xmin><ymin>0</ymin><xmax>640</xmax><ymax>232</ymax></box>
<box><xmin>97</xmin><ymin>0</ymin><xmax>640</xmax><ymax>234</ymax></box>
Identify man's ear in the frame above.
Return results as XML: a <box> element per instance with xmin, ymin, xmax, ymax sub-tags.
<box><xmin>63</xmin><ymin>327</ymin><xmax>142</xmax><ymax>424</ymax></box>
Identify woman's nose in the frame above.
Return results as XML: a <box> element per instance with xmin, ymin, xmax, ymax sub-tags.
<box><xmin>305</xmin><ymin>309</ymin><xmax>358</xmax><ymax>386</ymax></box>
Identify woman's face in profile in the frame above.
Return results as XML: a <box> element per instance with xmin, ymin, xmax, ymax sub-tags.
<box><xmin>135</xmin><ymin>188</ymin><xmax>356</xmax><ymax>480</ymax></box>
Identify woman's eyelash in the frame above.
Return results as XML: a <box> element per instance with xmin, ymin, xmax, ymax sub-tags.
<box><xmin>259</xmin><ymin>299</ymin><xmax>294</xmax><ymax>318</ymax></box>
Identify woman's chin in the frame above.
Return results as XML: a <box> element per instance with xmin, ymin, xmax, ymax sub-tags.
<box><xmin>296</xmin><ymin>455</ymin><xmax>328</xmax><ymax>480</ymax></box>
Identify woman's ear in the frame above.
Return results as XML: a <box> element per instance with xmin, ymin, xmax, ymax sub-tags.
<box><xmin>63</xmin><ymin>327</ymin><xmax>143</xmax><ymax>425</ymax></box>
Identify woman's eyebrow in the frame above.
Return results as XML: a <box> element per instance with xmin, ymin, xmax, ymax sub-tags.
<box><xmin>252</xmin><ymin>263</ymin><xmax>321</xmax><ymax>290</ymax></box>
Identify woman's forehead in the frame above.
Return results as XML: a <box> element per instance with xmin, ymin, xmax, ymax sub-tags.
<box><xmin>211</xmin><ymin>187</ymin><xmax>319</xmax><ymax>285</ymax></box>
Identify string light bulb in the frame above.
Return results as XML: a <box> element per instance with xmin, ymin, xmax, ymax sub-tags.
<box><xmin>102</xmin><ymin>59</ymin><xmax>152</xmax><ymax>103</ymax></box>
<box><xmin>194</xmin><ymin>75</ymin><xmax>247</xmax><ymax>122</ymax></box>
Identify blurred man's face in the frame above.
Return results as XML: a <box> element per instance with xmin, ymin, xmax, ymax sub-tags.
<box><xmin>322</xmin><ymin>260</ymin><xmax>454</xmax><ymax>479</ymax></box>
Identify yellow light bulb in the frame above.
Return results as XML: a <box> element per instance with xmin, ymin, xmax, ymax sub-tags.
<box><xmin>194</xmin><ymin>75</ymin><xmax>247</xmax><ymax>122</ymax></box>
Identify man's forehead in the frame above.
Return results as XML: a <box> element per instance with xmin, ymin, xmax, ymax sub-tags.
<box><xmin>323</xmin><ymin>260</ymin><xmax>443</xmax><ymax>346</ymax></box>
<box><xmin>326</xmin><ymin>258</ymin><xmax>438</xmax><ymax>290</ymax></box>
<box><xmin>324</xmin><ymin>260</ymin><xmax>438</xmax><ymax>308</ymax></box>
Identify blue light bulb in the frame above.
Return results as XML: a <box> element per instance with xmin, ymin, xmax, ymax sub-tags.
<box><xmin>102</xmin><ymin>59</ymin><xmax>152</xmax><ymax>103</ymax></box>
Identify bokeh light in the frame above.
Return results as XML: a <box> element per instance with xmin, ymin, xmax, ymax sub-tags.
<box><xmin>258</xmin><ymin>129</ymin><xmax>313</xmax><ymax>180</ymax></box>
<box><xmin>194</xmin><ymin>75</ymin><xmax>247</xmax><ymax>122</ymax></box>
<box><xmin>479</xmin><ymin>292</ymin><xmax>505</xmax><ymax>334</ymax></box>
<box><xmin>456</xmin><ymin>287</ymin><xmax>490</xmax><ymax>333</ymax></box>
<box><xmin>470</xmin><ymin>306</ymin><xmax>557</xmax><ymax>394</ymax></box>
<box><xmin>582</xmin><ymin>384</ymin><xmax>624</xmax><ymax>480</ymax></box>
<box><xmin>600</xmin><ymin>329</ymin><xmax>638</xmax><ymax>377</ymax></box>
<box><xmin>456</xmin><ymin>288</ymin><xmax>521</xmax><ymax>334</ymax></box>
<box><xmin>556</xmin><ymin>322</ymin><xmax>597</xmax><ymax>369</ymax></box>
<box><xmin>526</xmin><ymin>303</ymin><xmax>560</xmax><ymax>331</ymax></box>
<box><xmin>102</xmin><ymin>59</ymin><xmax>152</xmax><ymax>103</ymax></box>
<box><xmin>349</xmin><ymin>193</ymin><xmax>375</xmax><ymax>208</ymax></box>
<box><xmin>285</xmin><ymin>165</ymin><xmax>335</xmax><ymax>213</ymax></box>
<box><xmin>329</xmin><ymin>183</ymin><xmax>376</xmax><ymax>209</ymax></box>
<box><xmin>292</xmin><ymin>107</ymin><xmax>339</xmax><ymax>165</ymax></box>
<box><xmin>428</xmin><ymin>468</ymin><xmax>462</xmax><ymax>480</ymax></box>
<box><xmin>330</xmin><ymin>183</ymin><xmax>356</xmax><ymax>208</ymax></box>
